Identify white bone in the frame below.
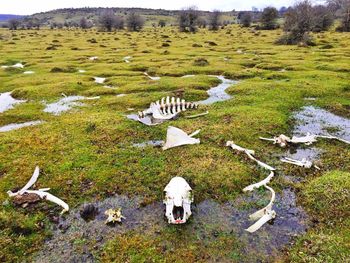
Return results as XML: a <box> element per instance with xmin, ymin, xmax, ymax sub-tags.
<box><xmin>246</xmin><ymin>185</ymin><xmax>276</xmax><ymax>233</ymax></box>
<box><xmin>281</xmin><ymin>157</ymin><xmax>320</xmax><ymax>170</ymax></box>
<box><xmin>243</xmin><ymin>171</ymin><xmax>274</xmax><ymax>192</ymax></box>
<box><xmin>259</xmin><ymin>134</ymin><xmax>291</xmax><ymax>147</ymax></box>
<box><xmin>89</xmin><ymin>56</ymin><xmax>98</xmax><ymax>61</ymax></box>
<box><xmin>162</xmin><ymin>126</ymin><xmax>200</xmax><ymax>150</ymax></box>
<box><xmin>163</xmin><ymin>177</ymin><xmax>193</xmax><ymax>224</ymax></box>
<box><xmin>226</xmin><ymin>141</ymin><xmax>275</xmax><ymax>171</ymax></box>
<box><xmin>185</xmin><ymin>111</ymin><xmax>209</xmax><ymax>119</ymax></box>
<box><xmin>144</xmin><ymin>72</ymin><xmax>160</xmax><ymax>80</ymax></box>
<box><xmin>7</xmin><ymin>167</ymin><xmax>69</xmax><ymax>214</ymax></box>
<box><xmin>105</xmin><ymin>208</ymin><xmax>125</xmax><ymax>224</ymax></box>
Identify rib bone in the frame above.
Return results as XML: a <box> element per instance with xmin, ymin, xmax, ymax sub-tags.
<box><xmin>7</xmin><ymin>166</ymin><xmax>69</xmax><ymax>214</ymax></box>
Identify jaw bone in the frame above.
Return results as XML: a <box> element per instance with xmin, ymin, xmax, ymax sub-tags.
<box><xmin>138</xmin><ymin>96</ymin><xmax>198</xmax><ymax>120</ymax></box>
<box><xmin>162</xmin><ymin>126</ymin><xmax>200</xmax><ymax>150</ymax></box>
<box><xmin>260</xmin><ymin>132</ymin><xmax>350</xmax><ymax>147</ymax></box>
<box><xmin>7</xmin><ymin>166</ymin><xmax>69</xmax><ymax>214</ymax></box>
<box><xmin>226</xmin><ymin>141</ymin><xmax>276</xmax><ymax>233</ymax></box>
<box><xmin>163</xmin><ymin>177</ymin><xmax>193</xmax><ymax>224</ymax></box>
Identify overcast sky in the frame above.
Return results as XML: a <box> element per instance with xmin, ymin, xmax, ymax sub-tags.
<box><xmin>1</xmin><ymin>0</ymin><xmax>326</xmax><ymax>15</ymax></box>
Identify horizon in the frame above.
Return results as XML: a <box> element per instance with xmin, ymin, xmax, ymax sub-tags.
<box><xmin>1</xmin><ymin>0</ymin><xmax>326</xmax><ymax>16</ymax></box>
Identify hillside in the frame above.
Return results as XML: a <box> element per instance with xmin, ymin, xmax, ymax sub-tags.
<box><xmin>0</xmin><ymin>14</ymin><xmax>25</xmax><ymax>22</ymax></box>
<box><xmin>28</xmin><ymin>7</ymin><xmax>237</xmax><ymax>27</ymax></box>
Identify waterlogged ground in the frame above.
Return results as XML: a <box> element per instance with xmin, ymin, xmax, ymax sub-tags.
<box><xmin>0</xmin><ymin>26</ymin><xmax>349</xmax><ymax>262</ymax></box>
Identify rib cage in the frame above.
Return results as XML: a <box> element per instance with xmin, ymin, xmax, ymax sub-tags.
<box><xmin>138</xmin><ymin>96</ymin><xmax>198</xmax><ymax>119</ymax></box>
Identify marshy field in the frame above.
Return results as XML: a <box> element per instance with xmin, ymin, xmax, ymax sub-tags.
<box><xmin>0</xmin><ymin>25</ymin><xmax>349</xmax><ymax>262</ymax></box>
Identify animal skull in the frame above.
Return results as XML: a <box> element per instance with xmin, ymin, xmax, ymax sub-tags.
<box><xmin>163</xmin><ymin>177</ymin><xmax>193</xmax><ymax>224</ymax></box>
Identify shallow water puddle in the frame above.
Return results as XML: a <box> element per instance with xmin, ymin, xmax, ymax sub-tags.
<box><xmin>132</xmin><ymin>140</ymin><xmax>164</xmax><ymax>148</ymax></box>
<box><xmin>43</xmin><ymin>96</ymin><xmax>99</xmax><ymax>115</ymax></box>
<box><xmin>198</xmin><ymin>76</ymin><xmax>237</xmax><ymax>105</ymax></box>
<box><xmin>0</xmin><ymin>120</ymin><xmax>43</xmax><ymax>132</ymax></box>
<box><xmin>0</xmin><ymin>92</ymin><xmax>26</xmax><ymax>113</ymax></box>
<box><xmin>35</xmin><ymin>190</ymin><xmax>308</xmax><ymax>262</ymax></box>
<box><xmin>293</xmin><ymin>106</ymin><xmax>350</xmax><ymax>141</ymax></box>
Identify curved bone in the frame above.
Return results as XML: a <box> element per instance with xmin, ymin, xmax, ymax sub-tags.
<box><xmin>163</xmin><ymin>126</ymin><xmax>200</xmax><ymax>150</ymax></box>
<box><xmin>246</xmin><ymin>185</ymin><xmax>276</xmax><ymax>233</ymax></box>
<box><xmin>7</xmin><ymin>167</ymin><xmax>69</xmax><ymax>214</ymax></box>
<box><xmin>185</xmin><ymin>111</ymin><xmax>209</xmax><ymax>119</ymax></box>
<box><xmin>243</xmin><ymin>171</ymin><xmax>274</xmax><ymax>192</ymax></box>
<box><xmin>226</xmin><ymin>141</ymin><xmax>275</xmax><ymax>171</ymax></box>
<box><xmin>139</xmin><ymin>97</ymin><xmax>198</xmax><ymax>120</ymax></box>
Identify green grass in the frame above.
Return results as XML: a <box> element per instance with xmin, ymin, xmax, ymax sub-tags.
<box><xmin>0</xmin><ymin>25</ymin><xmax>349</xmax><ymax>262</ymax></box>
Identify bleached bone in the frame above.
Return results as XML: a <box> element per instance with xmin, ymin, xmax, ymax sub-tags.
<box><xmin>259</xmin><ymin>134</ymin><xmax>291</xmax><ymax>147</ymax></box>
<box><xmin>281</xmin><ymin>157</ymin><xmax>320</xmax><ymax>170</ymax></box>
<box><xmin>89</xmin><ymin>56</ymin><xmax>98</xmax><ymax>61</ymax></box>
<box><xmin>1</xmin><ymin>63</ymin><xmax>24</xmax><ymax>69</ymax></box>
<box><xmin>163</xmin><ymin>177</ymin><xmax>193</xmax><ymax>224</ymax></box>
<box><xmin>260</xmin><ymin>132</ymin><xmax>350</xmax><ymax>147</ymax></box>
<box><xmin>123</xmin><ymin>56</ymin><xmax>132</xmax><ymax>63</ymax></box>
<box><xmin>243</xmin><ymin>171</ymin><xmax>274</xmax><ymax>192</ymax></box>
<box><xmin>7</xmin><ymin>166</ymin><xmax>69</xmax><ymax>214</ymax></box>
<box><xmin>185</xmin><ymin>111</ymin><xmax>209</xmax><ymax>119</ymax></box>
<box><xmin>104</xmin><ymin>208</ymin><xmax>125</xmax><ymax>224</ymax></box>
<box><xmin>138</xmin><ymin>96</ymin><xmax>198</xmax><ymax>120</ymax></box>
<box><xmin>143</xmin><ymin>72</ymin><xmax>161</xmax><ymax>80</ymax></box>
<box><xmin>226</xmin><ymin>141</ymin><xmax>276</xmax><ymax>232</ymax></box>
<box><xmin>246</xmin><ymin>185</ymin><xmax>276</xmax><ymax>233</ymax></box>
<box><xmin>226</xmin><ymin>141</ymin><xmax>275</xmax><ymax>171</ymax></box>
<box><xmin>162</xmin><ymin>126</ymin><xmax>200</xmax><ymax>150</ymax></box>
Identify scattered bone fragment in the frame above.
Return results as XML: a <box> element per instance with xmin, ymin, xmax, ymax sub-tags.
<box><xmin>7</xmin><ymin>166</ymin><xmax>69</xmax><ymax>214</ymax></box>
<box><xmin>123</xmin><ymin>56</ymin><xmax>132</xmax><ymax>63</ymax></box>
<box><xmin>105</xmin><ymin>208</ymin><xmax>125</xmax><ymax>224</ymax></box>
<box><xmin>164</xmin><ymin>177</ymin><xmax>193</xmax><ymax>224</ymax></box>
<box><xmin>139</xmin><ymin>96</ymin><xmax>198</xmax><ymax>120</ymax></box>
<box><xmin>162</xmin><ymin>126</ymin><xmax>200</xmax><ymax>150</ymax></box>
<box><xmin>89</xmin><ymin>56</ymin><xmax>98</xmax><ymax>61</ymax></box>
<box><xmin>226</xmin><ymin>141</ymin><xmax>276</xmax><ymax>232</ymax></box>
<box><xmin>260</xmin><ymin>132</ymin><xmax>350</xmax><ymax>147</ymax></box>
<box><xmin>93</xmin><ymin>77</ymin><xmax>106</xmax><ymax>84</ymax></box>
<box><xmin>78</xmin><ymin>69</ymin><xmax>86</xmax><ymax>73</ymax></box>
<box><xmin>185</xmin><ymin>111</ymin><xmax>209</xmax><ymax>119</ymax></box>
<box><xmin>280</xmin><ymin>157</ymin><xmax>320</xmax><ymax>170</ymax></box>
<box><xmin>144</xmin><ymin>72</ymin><xmax>161</xmax><ymax>80</ymax></box>
<box><xmin>23</xmin><ymin>71</ymin><xmax>34</xmax><ymax>74</ymax></box>
<box><xmin>1</xmin><ymin>63</ymin><xmax>24</xmax><ymax>69</ymax></box>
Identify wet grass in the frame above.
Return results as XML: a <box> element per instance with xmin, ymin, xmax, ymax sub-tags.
<box><xmin>0</xmin><ymin>26</ymin><xmax>349</xmax><ymax>262</ymax></box>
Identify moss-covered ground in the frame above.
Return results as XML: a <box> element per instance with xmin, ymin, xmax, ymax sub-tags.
<box><xmin>0</xmin><ymin>26</ymin><xmax>349</xmax><ymax>262</ymax></box>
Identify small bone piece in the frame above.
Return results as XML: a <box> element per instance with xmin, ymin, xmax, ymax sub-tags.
<box><xmin>104</xmin><ymin>208</ymin><xmax>125</xmax><ymax>224</ymax></box>
<box><xmin>89</xmin><ymin>56</ymin><xmax>98</xmax><ymax>61</ymax></box>
<box><xmin>162</xmin><ymin>126</ymin><xmax>200</xmax><ymax>150</ymax></box>
<box><xmin>144</xmin><ymin>72</ymin><xmax>161</xmax><ymax>80</ymax></box>
<box><xmin>281</xmin><ymin>157</ymin><xmax>320</xmax><ymax>170</ymax></box>
<box><xmin>185</xmin><ymin>111</ymin><xmax>209</xmax><ymax>119</ymax></box>
<box><xmin>246</xmin><ymin>185</ymin><xmax>276</xmax><ymax>233</ymax></box>
<box><xmin>163</xmin><ymin>177</ymin><xmax>193</xmax><ymax>224</ymax></box>
<box><xmin>7</xmin><ymin>166</ymin><xmax>69</xmax><ymax>214</ymax></box>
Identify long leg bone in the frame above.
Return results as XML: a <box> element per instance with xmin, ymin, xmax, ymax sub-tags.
<box><xmin>226</xmin><ymin>141</ymin><xmax>276</xmax><ymax>233</ymax></box>
<box><xmin>7</xmin><ymin>167</ymin><xmax>69</xmax><ymax>214</ymax></box>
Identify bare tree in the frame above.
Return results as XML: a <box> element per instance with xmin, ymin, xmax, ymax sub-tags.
<box><xmin>328</xmin><ymin>0</ymin><xmax>350</xmax><ymax>31</ymax></box>
<box><xmin>260</xmin><ymin>7</ymin><xmax>279</xmax><ymax>29</ymax></box>
<box><xmin>178</xmin><ymin>6</ymin><xmax>199</xmax><ymax>33</ymax></box>
<box><xmin>197</xmin><ymin>17</ymin><xmax>207</xmax><ymax>28</ymax></box>
<box><xmin>99</xmin><ymin>10</ymin><xmax>116</xmax><ymax>31</ymax></box>
<box><xmin>239</xmin><ymin>12</ymin><xmax>252</xmax><ymax>27</ymax></box>
<box><xmin>126</xmin><ymin>12</ymin><xmax>144</xmax><ymax>31</ymax></box>
<box><xmin>312</xmin><ymin>5</ymin><xmax>334</xmax><ymax>32</ymax></box>
<box><xmin>208</xmin><ymin>10</ymin><xmax>222</xmax><ymax>30</ymax></box>
<box><xmin>80</xmin><ymin>17</ymin><xmax>89</xmax><ymax>29</ymax></box>
<box><xmin>277</xmin><ymin>0</ymin><xmax>314</xmax><ymax>45</ymax></box>
<box><xmin>8</xmin><ymin>19</ymin><xmax>21</xmax><ymax>30</ymax></box>
<box><xmin>114</xmin><ymin>16</ymin><xmax>124</xmax><ymax>30</ymax></box>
